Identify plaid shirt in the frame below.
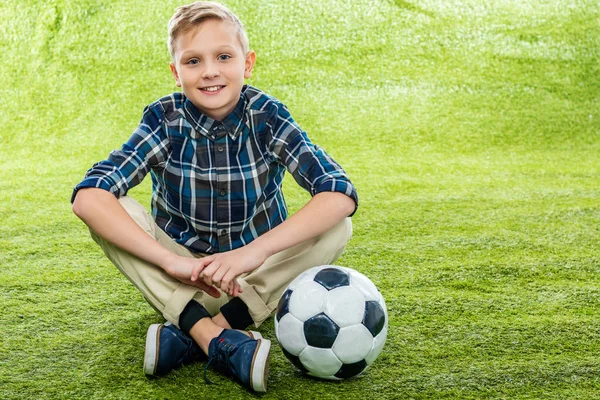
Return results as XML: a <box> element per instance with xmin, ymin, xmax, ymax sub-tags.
<box><xmin>72</xmin><ymin>85</ymin><xmax>357</xmax><ymax>254</ymax></box>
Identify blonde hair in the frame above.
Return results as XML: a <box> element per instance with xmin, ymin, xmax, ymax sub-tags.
<box><xmin>168</xmin><ymin>1</ymin><xmax>249</xmax><ymax>59</ymax></box>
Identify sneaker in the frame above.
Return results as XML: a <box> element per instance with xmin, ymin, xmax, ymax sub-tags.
<box><xmin>204</xmin><ymin>329</ymin><xmax>271</xmax><ymax>392</ymax></box>
<box><xmin>144</xmin><ymin>322</ymin><xmax>262</xmax><ymax>376</ymax></box>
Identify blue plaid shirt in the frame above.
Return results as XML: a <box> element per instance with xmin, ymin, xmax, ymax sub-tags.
<box><xmin>72</xmin><ymin>85</ymin><xmax>358</xmax><ymax>254</ymax></box>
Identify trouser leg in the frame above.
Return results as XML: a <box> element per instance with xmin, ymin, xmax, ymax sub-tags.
<box><xmin>89</xmin><ymin>196</ymin><xmax>229</xmax><ymax>326</ymax></box>
<box><xmin>235</xmin><ymin>217</ymin><xmax>353</xmax><ymax>327</ymax></box>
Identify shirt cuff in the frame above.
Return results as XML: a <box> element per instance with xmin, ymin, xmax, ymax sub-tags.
<box><xmin>70</xmin><ymin>177</ymin><xmax>118</xmax><ymax>204</ymax></box>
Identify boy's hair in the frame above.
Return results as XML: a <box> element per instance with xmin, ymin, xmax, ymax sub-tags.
<box><xmin>168</xmin><ymin>1</ymin><xmax>249</xmax><ymax>59</ymax></box>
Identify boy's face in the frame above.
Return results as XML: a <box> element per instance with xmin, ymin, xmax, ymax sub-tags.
<box><xmin>170</xmin><ymin>19</ymin><xmax>255</xmax><ymax>121</ymax></box>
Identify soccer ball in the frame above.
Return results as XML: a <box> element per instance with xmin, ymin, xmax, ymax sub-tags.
<box><xmin>274</xmin><ymin>265</ymin><xmax>388</xmax><ymax>380</ymax></box>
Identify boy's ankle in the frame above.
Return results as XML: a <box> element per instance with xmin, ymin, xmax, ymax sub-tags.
<box><xmin>211</xmin><ymin>313</ymin><xmax>232</xmax><ymax>330</ymax></box>
<box><xmin>188</xmin><ymin>318</ymin><xmax>224</xmax><ymax>354</ymax></box>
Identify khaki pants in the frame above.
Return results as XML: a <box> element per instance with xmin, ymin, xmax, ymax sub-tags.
<box><xmin>90</xmin><ymin>196</ymin><xmax>352</xmax><ymax>328</ymax></box>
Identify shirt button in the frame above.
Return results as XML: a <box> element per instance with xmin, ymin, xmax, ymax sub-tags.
<box><xmin>219</xmin><ymin>190</ymin><xmax>227</xmax><ymax>196</ymax></box>
<box><xmin>217</xmin><ymin>146</ymin><xmax>224</xmax><ymax>152</ymax></box>
<box><xmin>219</xmin><ymin>229</ymin><xmax>227</xmax><ymax>236</ymax></box>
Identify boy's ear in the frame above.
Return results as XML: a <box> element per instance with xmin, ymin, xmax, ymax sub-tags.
<box><xmin>170</xmin><ymin>62</ymin><xmax>182</xmax><ymax>87</ymax></box>
<box><xmin>244</xmin><ymin>51</ymin><xmax>256</xmax><ymax>79</ymax></box>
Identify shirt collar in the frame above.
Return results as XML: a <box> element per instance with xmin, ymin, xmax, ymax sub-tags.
<box><xmin>182</xmin><ymin>91</ymin><xmax>247</xmax><ymax>141</ymax></box>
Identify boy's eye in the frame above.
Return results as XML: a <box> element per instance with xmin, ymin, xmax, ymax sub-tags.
<box><xmin>218</xmin><ymin>54</ymin><xmax>231</xmax><ymax>61</ymax></box>
<box><xmin>187</xmin><ymin>58</ymin><xmax>200</xmax><ymax>65</ymax></box>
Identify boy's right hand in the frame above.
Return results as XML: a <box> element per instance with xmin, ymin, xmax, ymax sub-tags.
<box><xmin>162</xmin><ymin>255</ymin><xmax>222</xmax><ymax>298</ymax></box>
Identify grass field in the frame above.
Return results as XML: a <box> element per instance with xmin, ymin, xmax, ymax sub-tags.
<box><xmin>1</xmin><ymin>0</ymin><xmax>599</xmax><ymax>398</ymax></box>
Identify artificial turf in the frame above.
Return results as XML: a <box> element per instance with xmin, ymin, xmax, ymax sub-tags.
<box><xmin>1</xmin><ymin>0</ymin><xmax>599</xmax><ymax>398</ymax></box>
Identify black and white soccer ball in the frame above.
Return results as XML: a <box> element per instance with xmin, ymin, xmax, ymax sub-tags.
<box><xmin>274</xmin><ymin>265</ymin><xmax>388</xmax><ymax>380</ymax></box>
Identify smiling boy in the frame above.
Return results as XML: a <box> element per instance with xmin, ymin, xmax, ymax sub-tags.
<box><xmin>170</xmin><ymin>17</ymin><xmax>254</xmax><ymax>121</ymax></box>
<box><xmin>72</xmin><ymin>1</ymin><xmax>357</xmax><ymax>392</ymax></box>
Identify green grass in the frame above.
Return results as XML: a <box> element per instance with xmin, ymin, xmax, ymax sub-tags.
<box><xmin>1</xmin><ymin>0</ymin><xmax>599</xmax><ymax>398</ymax></box>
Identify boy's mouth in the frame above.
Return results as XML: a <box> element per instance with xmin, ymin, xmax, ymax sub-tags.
<box><xmin>200</xmin><ymin>85</ymin><xmax>225</xmax><ymax>93</ymax></box>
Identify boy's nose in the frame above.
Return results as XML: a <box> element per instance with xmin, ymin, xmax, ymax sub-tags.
<box><xmin>202</xmin><ymin>62</ymin><xmax>220</xmax><ymax>79</ymax></box>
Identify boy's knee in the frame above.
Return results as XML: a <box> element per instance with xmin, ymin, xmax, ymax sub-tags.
<box><xmin>118</xmin><ymin>196</ymin><xmax>156</xmax><ymax>234</ymax></box>
<box><xmin>319</xmin><ymin>217</ymin><xmax>353</xmax><ymax>264</ymax></box>
<box><xmin>330</xmin><ymin>217</ymin><xmax>353</xmax><ymax>248</ymax></box>
<box><xmin>118</xmin><ymin>196</ymin><xmax>145</xmax><ymax>216</ymax></box>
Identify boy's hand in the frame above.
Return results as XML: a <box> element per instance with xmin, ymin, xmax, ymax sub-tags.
<box><xmin>190</xmin><ymin>244</ymin><xmax>269</xmax><ymax>297</ymax></box>
<box><xmin>162</xmin><ymin>255</ymin><xmax>222</xmax><ymax>298</ymax></box>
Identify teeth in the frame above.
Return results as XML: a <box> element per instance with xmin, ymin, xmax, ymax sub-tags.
<box><xmin>202</xmin><ymin>86</ymin><xmax>222</xmax><ymax>92</ymax></box>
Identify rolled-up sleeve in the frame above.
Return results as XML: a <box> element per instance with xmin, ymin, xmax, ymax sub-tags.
<box><xmin>268</xmin><ymin>103</ymin><xmax>358</xmax><ymax>215</ymax></box>
<box><xmin>70</xmin><ymin>104</ymin><xmax>168</xmax><ymax>203</ymax></box>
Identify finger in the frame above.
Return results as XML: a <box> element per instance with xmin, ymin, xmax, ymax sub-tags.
<box><xmin>226</xmin><ymin>281</ymin><xmax>235</xmax><ymax>297</ymax></box>
<box><xmin>184</xmin><ymin>280</ymin><xmax>221</xmax><ymax>298</ymax></box>
<box><xmin>225</xmin><ymin>275</ymin><xmax>241</xmax><ymax>296</ymax></box>
<box><xmin>201</xmin><ymin>262</ymin><xmax>218</xmax><ymax>283</ymax></box>
<box><xmin>226</xmin><ymin>279</ymin><xmax>241</xmax><ymax>297</ymax></box>
<box><xmin>221</xmin><ymin>271</ymin><xmax>236</xmax><ymax>293</ymax></box>
<box><xmin>199</xmin><ymin>281</ymin><xmax>221</xmax><ymax>298</ymax></box>
<box><xmin>234</xmin><ymin>280</ymin><xmax>242</xmax><ymax>296</ymax></box>
<box><xmin>202</xmin><ymin>264</ymin><xmax>219</xmax><ymax>287</ymax></box>
<box><xmin>212</xmin><ymin>266</ymin><xmax>228</xmax><ymax>287</ymax></box>
<box><xmin>191</xmin><ymin>256</ymin><xmax>214</xmax><ymax>281</ymax></box>
<box><xmin>190</xmin><ymin>265</ymin><xmax>201</xmax><ymax>281</ymax></box>
<box><xmin>202</xmin><ymin>255</ymin><xmax>216</xmax><ymax>264</ymax></box>
<box><xmin>220</xmin><ymin>275</ymin><xmax>231</xmax><ymax>293</ymax></box>
<box><xmin>190</xmin><ymin>264</ymin><xmax>204</xmax><ymax>282</ymax></box>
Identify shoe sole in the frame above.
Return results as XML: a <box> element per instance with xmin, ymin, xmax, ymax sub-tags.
<box><xmin>143</xmin><ymin>324</ymin><xmax>162</xmax><ymax>376</ymax></box>
<box><xmin>250</xmin><ymin>338</ymin><xmax>271</xmax><ymax>392</ymax></box>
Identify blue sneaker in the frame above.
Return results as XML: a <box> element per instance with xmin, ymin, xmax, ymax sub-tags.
<box><xmin>204</xmin><ymin>329</ymin><xmax>271</xmax><ymax>392</ymax></box>
<box><xmin>144</xmin><ymin>323</ymin><xmax>203</xmax><ymax>376</ymax></box>
<box><xmin>144</xmin><ymin>323</ymin><xmax>262</xmax><ymax>376</ymax></box>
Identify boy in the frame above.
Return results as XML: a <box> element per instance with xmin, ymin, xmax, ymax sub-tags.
<box><xmin>71</xmin><ymin>1</ymin><xmax>357</xmax><ymax>393</ymax></box>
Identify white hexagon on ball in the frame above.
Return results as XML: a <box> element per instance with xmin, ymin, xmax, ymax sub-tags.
<box><xmin>287</xmin><ymin>267</ymin><xmax>323</xmax><ymax>291</ymax></box>
<box><xmin>346</xmin><ymin>268</ymin><xmax>380</xmax><ymax>301</ymax></box>
<box><xmin>276</xmin><ymin>313</ymin><xmax>307</xmax><ymax>356</ymax></box>
<box><xmin>288</xmin><ymin>280</ymin><xmax>328</xmax><ymax>321</ymax></box>
<box><xmin>324</xmin><ymin>286</ymin><xmax>366</xmax><ymax>328</ymax></box>
<box><xmin>332</xmin><ymin>324</ymin><xmax>374</xmax><ymax>364</ymax></box>
<box><xmin>299</xmin><ymin>347</ymin><xmax>342</xmax><ymax>378</ymax></box>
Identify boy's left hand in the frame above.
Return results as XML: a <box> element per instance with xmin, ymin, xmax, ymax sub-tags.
<box><xmin>190</xmin><ymin>243</ymin><xmax>269</xmax><ymax>296</ymax></box>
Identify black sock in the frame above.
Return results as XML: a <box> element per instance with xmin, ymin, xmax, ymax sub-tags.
<box><xmin>178</xmin><ymin>300</ymin><xmax>211</xmax><ymax>334</ymax></box>
<box><xmin>220</xmin><ymin>297</ymin><xmax>254</xmax><ymax>330</ymax></box>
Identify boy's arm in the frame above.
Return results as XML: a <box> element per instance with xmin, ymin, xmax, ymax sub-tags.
<box><xmin>191</xmin><ymin>191</ymin><xmax>355</xmax><ymax>291</ymax></box>
<box><xmin>72</xmin><ymin>188</ymin><xmax>224</xmax><ymax>298</ymax></box>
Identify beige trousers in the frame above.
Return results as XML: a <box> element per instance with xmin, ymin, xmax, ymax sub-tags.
<box><xmin>90</xmin><ymin>196</ymin><xmax>352</xmax><ymax>328</ymax></box>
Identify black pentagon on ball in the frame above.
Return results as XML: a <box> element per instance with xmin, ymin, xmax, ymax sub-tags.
<box><xmin>362</xmin><ymin>300</ymin><xmax>386</xmax><ymax>336</ymax></box>
<box><xmin>304</xmin><ymin>312</ymin><xmax>340</xmax><ymax>348</ymax></box>
<box><xmin>335</xmin><ymin>359</ymin><xmax>368</xmax><ymax>379</ymax></box>
<box><xmin>313</xmin><ymin>267</ymin><xmax>350</xmax><ymax>290</ymax></box>
<box><xmin>281</xmin><ymin>347</ymin><xmax>309</xmax><ymax>374</ymax></box>
<box><xmin>276</xmin><ymin>289</ymin><xmax>293</xmax><ymax>322</ymax></box>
